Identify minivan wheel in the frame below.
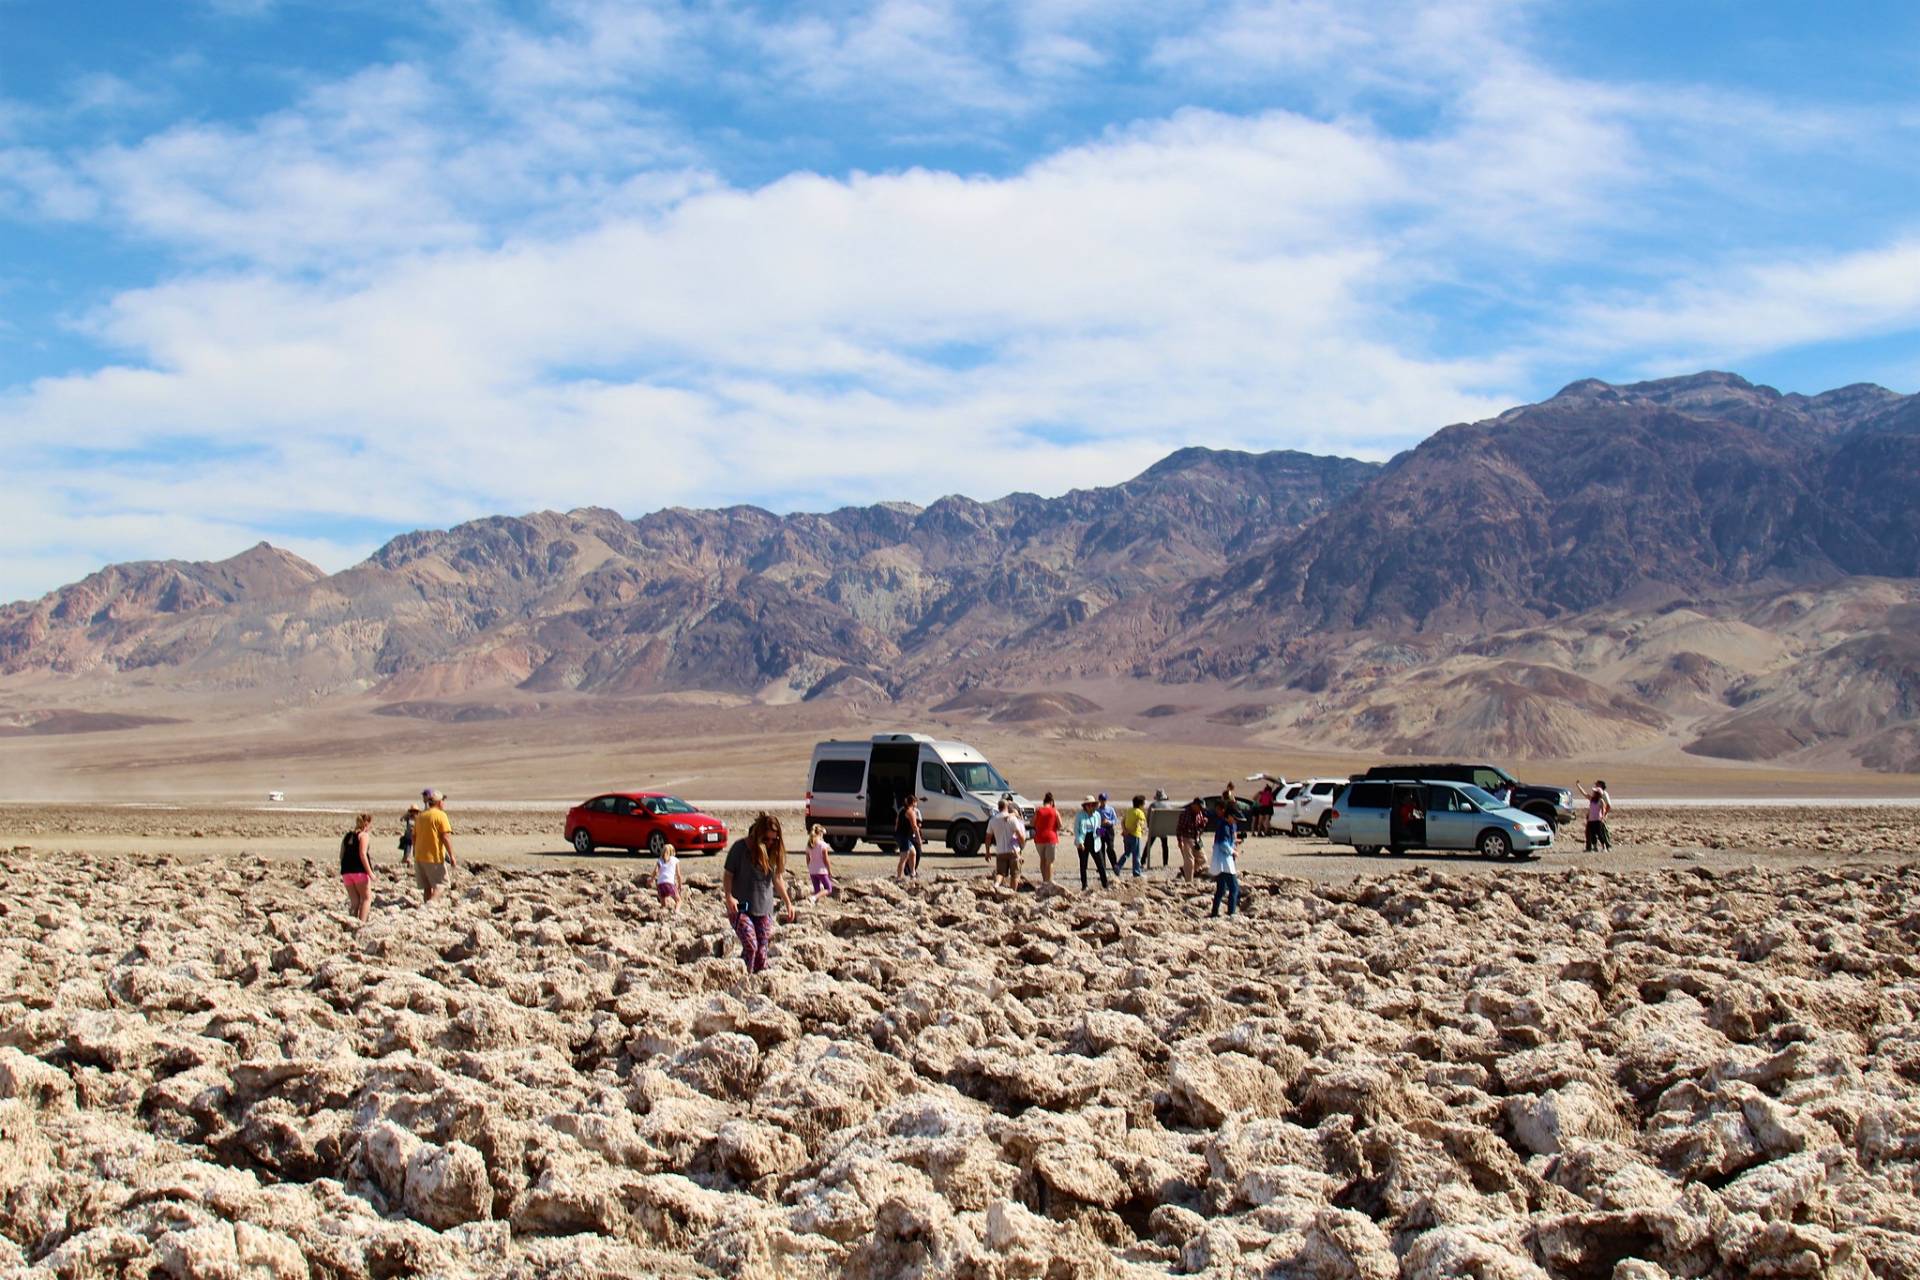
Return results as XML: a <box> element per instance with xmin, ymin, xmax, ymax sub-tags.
<box><xmin>571</xmin><ymin>828</ymin><xmax>594</xmax><ymax>855</ymax></box>
<box><xmin>648</xmin><ymin>832</ymin><xmax>667</xmax><ymax>859</ymax></box>
<box><xmin>1315</xmin><ymin>814</ymin><xmax>1333</xmax><ymax>838</ymax></box>
<box><xmin>828</xmin><ymin>835</ymin><xmax>858</xmax><ymax>855</ymax></box>
<box><xmin>949</xmin><ymin>822</ymin><xmax>981</xmax><ymax>858</ymax></box>
<box><xmin>1478</xmin><ymin>830</ymin><xmax>1512</xmax><ymax>859</ymax></box>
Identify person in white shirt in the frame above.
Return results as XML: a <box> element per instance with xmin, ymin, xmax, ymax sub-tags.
<box><xmin>655</xmin><ymin>846</ymin><xmax>682</xmax><ymax>912</ymax></box>
<box><xmin>985</xmin><ymin>798</ymin><xmax>1028</xmax><ymax>889</ymax></box>
<box><xmin>1574</xmin><ymin>780</ymin><xmax>1613</xmax><ymax>852</ymax></box>
<box><xmin>804</xmin><ymin>822</ymin><xmax>836</xmax><ymax>901</ymax></box>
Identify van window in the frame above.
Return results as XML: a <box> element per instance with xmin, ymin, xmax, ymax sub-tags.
<box><xmin>948</xmin><ymin>761</ymin><xmax>1010</xmax><ymax>793</ymax></box>
<box><xmin>921</xmin><ymin>762</ymin><xmax>958</xmax><ymax>796</ymax></box>
<box><xmin>1346</xmin><ymin>782</ymin><xmax>1390</xmax><ymax>809</ymax></box>
<box><xmin>812</xmin><ymin>759</ymin><xmax>865</xmax><ymax>793</ymax></box>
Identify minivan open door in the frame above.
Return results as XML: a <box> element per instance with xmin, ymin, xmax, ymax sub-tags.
<box><xmin>866</xmin><ymin>741</ymin><xmax>919</xmax><ymax>841</ymax></box>
<box><xmin>1389</xmin><ymin>782</ymin><xmax>1427</xmax><ymax>850</ymax></box>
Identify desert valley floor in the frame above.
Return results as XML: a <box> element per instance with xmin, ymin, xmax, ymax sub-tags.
<box><xmin>3</xmin><ymin>798</ymin><xmax>1919</xmax><ymax>1279</ymax></box>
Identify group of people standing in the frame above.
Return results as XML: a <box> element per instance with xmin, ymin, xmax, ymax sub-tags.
<box><xmin>996</xmin><ymin>788</ymin><xmax>1247</xmax><ymax>915</ymax></box>
<box><xmin>333</xmin><ymin>782</ymin><xmax>1259</xmax><ymax>968</ymax></box>
<box><xmin>712</xmin><ymin>788</ymin><xmax>1253</xmax><ymax>972</ymax></box>
<box><xmin>336</xmin><ymin>788</ymin><xmax>456</xmax><ymax>921</ymax></box>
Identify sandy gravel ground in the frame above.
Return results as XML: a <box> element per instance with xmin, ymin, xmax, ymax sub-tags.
<box><xmin>4</xmin><ymin>803</ymin><xmax>1918</xmax><ymax>884</ymax></box>
<box><xmin>3</xmin><ymin>819</ymin><xmax>1919</xmax><ymax>1278</ymax></box>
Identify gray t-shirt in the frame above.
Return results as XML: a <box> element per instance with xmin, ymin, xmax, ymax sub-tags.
<box><xmin>724</xmin><ymin>839</ymin><xmax>780</xmax><ymax>917</ymax></box>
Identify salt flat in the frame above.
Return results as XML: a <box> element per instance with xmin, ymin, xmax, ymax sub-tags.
<box><xmin>2</xmin><ymin>821</ymin><xmax>1918</xmax><ymax>1278</ymax></box>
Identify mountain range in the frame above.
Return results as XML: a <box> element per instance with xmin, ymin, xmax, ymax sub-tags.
<box><xmin>4</xmin><ymin>371</ymin><xmax>1917</xmax><ymax>772</ymax></box>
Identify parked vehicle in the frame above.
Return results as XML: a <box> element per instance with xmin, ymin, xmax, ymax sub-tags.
<box><xmin>1287</xmin><ymin>778</ymin><xmax>1346</xmax><ymax>836</ymax></box>
<box><xmin>1355</xmin><ymin>762</ymin><xmax>1575</xmax><ymax>827</ymax></box>
<box><xmin>805</xmin><ymin>733</ymin><xmax>1031</xmax><ymax>858</ymax></box>
<box><xmin>565</xmin><ymin>792</ymin><xmax>729</xmax><ymax>857</ymax></box>
<box><xmin>1326</xmin><ymin>780</ymin><xmax>1554</xmax><ymax>859</ymax></box>
<box><xmin>1203</xmin><ymin>793</ymin><xmax>1256</xmax><ymax>828</ymax></box>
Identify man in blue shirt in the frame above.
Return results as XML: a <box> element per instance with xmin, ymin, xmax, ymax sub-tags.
<box><xmin>1096</xmin><ymin>793</ymin><xmax>1119</xmax><ymax>877</ymax></box>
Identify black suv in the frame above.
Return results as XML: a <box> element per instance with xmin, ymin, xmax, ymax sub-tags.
<box><xmin>1355</xmin><ymin>763</ymin><xmax>1575</xmax><ymax>828</ymax></box>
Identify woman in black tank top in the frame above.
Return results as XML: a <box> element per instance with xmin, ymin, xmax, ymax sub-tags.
<box><xmin>340</xmin><ymin>812</ymin><xmax>374</xmax><ymax>922</ymax></box>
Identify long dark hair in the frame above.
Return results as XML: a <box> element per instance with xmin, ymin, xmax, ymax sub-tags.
<box><xmin>748</xmin><ymin>812</ymin><xmax>785</xmax><ymax>875</ymax></box>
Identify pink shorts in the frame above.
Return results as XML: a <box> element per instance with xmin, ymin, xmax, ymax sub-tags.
<box><xmin>341</xmin><ymin>873</ymin><xmax>370</xmax><ymax>887</ymax></box>
<box><xmin>657</xmin><ymin>882</ymin><xmax>680</xmax><ymax>901</ymax></box>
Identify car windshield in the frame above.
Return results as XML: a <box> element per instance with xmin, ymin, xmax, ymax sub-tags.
<box><xmin>1457</xmin><ymin>784</ymin><xmax>1507</xmax><ymax>810</ymax></box>
<box><xmin>644</xmin><ymin>796</ymin><xmax>698</xmax><ymax>815</ymax></box>
<box><xmin>949</xmin><ymin>761</ymin><xmax>1010</xmax><ymax>792</ymax></box>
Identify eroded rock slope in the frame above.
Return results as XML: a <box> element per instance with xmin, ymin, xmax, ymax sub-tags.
<box><xmin>2</xmin><ymin>852</ymin><xmax>1917</xmax><ymax>1278</ymax></box>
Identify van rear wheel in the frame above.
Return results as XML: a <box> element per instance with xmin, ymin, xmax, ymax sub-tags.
<box><xmin>949</xmin><ymin>822</ymin><xmax>981</xmax><ymax>858</ymax></box>
<box><xmin>828</xmin><ymin>835</ymin><xmax>858</xmax><ymax>855</ymax></box>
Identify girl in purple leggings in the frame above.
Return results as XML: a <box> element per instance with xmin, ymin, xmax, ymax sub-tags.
<box><xmin>722</xmin><ymin>813</ymin><xmax>797</xmax><ymax>973</ymax></box>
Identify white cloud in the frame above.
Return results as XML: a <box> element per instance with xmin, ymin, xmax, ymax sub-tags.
<box><xmin>0</xmin><ymin>0</ymin><xmax>1916</xmax><ymax>603</ymax></box>
<box><xmin>1564</xmin><ymin>240</ymin><xmax>1920</xmax><ymax>373</ymax></box>
<box><xmin>1</xmin><ymin>101</ymin><xmax>1516</xmax><ymax>602</ymax></box>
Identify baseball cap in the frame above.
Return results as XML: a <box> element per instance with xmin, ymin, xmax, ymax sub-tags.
<box><xmin>421</xmin><ymin>788</ymin><xmax>444</xmax><ymax>802</ymax></box>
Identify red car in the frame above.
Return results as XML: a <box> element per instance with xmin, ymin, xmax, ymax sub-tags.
<box><xmin>565</xmin><ymin>792</ymin><xmax>729</xmax><ymax>857</ymax></box>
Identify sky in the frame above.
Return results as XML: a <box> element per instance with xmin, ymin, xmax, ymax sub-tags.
<box><xmin>1</xmin><ymin>0</ymin><xmax>1918</xmax><ymax>603</ymax></box>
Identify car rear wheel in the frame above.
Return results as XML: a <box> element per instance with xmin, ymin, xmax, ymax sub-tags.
<box><xmin>828</xmin><ymin>835</ymin><xmax>858</xmax><ymax>855</ymax></box>
<box><xmin>571</xmin><ymin>828</ymin><xmax>594</xmax><ymax>855</ymax></box>
<box><xmin>949</xmin><ymin>822</ymin><xmax>981</xmax><ymax>858</ymax></box>
<box><xmin>1354</xmin><ymin>844</ymin><xmax>1382</xmax><ymax>856</ymax></box>
<box><xmin>648</xmin><ymin>832</ymin><xmax>667</xmax><ymax>858</ymax></box>
<box><xmin>1478</xmin><ymin>829</ymin><xmax>1512</xmax><ymax>859</ymax></box>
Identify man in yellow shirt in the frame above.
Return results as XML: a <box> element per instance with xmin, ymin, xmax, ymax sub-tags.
<box><xmin>412</xmin><ymin>788</ymin><xmax>456</xmax><ymax>904</ymax></box>
<box><xmin>1120</xmin><ymin>794</ymin><xmax>1148</xmax><ymax>877</ymax></box>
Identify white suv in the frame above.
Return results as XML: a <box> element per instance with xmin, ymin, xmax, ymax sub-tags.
<box><xmin>1289</xmin><ymin>778</ymin><xmax>1346</xmax><ymax>836</ymax></box>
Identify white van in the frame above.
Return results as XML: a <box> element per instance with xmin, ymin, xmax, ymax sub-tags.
<box><xmin>805</xmin><ymin>733</ymin><xmax>1031</xmax><ymax>858</ymax></box>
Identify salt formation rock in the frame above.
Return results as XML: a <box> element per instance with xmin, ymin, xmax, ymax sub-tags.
<box><xmin>1</xmin><ymin>850</ymin><xmax>1918</xmax><ymax>1277</ymax></box>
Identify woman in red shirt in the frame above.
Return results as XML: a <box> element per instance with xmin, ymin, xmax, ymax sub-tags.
<box><xmin>1030</xmin><ymin>792</ymin><xmax>1062</xmax><ymax>886</ymax></box>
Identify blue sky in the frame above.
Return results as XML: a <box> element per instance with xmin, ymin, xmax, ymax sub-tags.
<box><xmin>2</xmin><ymin>0</ymin><xmax>1918</xmax><ymax>602</ymax></box>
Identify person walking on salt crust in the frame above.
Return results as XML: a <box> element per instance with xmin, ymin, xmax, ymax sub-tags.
<box><xmin>412</xmin><ymin>789</ymin><xmax>455</xmax><ymax>905</ymax></box>
<box><xmin>1209</xmin><ymin>797</ymin><xmax>1241</xmax><ymax>917</ymax></box>
<box><xmin>805</xmin><ymin>823</ymin><xmax>836</xmax><ymax>901</ymax></box>
<box><xmin>723</xmin><ymin>813</ymin><xmax>797</xmax><ymax>974</ymax></box>
<box><xmin>339</xmin><ymin>812</ymin><xmax>374</xmax><ymax>922</ymax></box>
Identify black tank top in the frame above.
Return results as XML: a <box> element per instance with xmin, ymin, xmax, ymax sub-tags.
<box><xmin>339</xmin><ymin>830</ymin><xmax>364</xmax><ymax>874</ymax></box>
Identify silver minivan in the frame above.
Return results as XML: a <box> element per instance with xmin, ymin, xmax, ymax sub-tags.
<box><xmin>805</xmin><ymin>733</ymin><xmax>1031</xmax><ymax>858</ymax></box>
<box><xmin>1327</xmin><ymin>779</ymin><xmax>1554</xmax><ymax>859</ymax></box>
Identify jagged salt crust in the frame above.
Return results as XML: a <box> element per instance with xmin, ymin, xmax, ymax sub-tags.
<box><xmin>2</xmin><ymin>852</ymin><xmax>1917</xmax><ymax>1278</ymax></box>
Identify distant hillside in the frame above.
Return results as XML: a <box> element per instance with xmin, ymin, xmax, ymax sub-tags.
<box><xmin>0</xmin><ymin>448</ymin><xmax>1376</xmax><ymax>701</ymax></box>
<box><xmin>5</xmin><ymin>372</ymin><xmax>1919</xmax><ymax>772</ymax></box>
